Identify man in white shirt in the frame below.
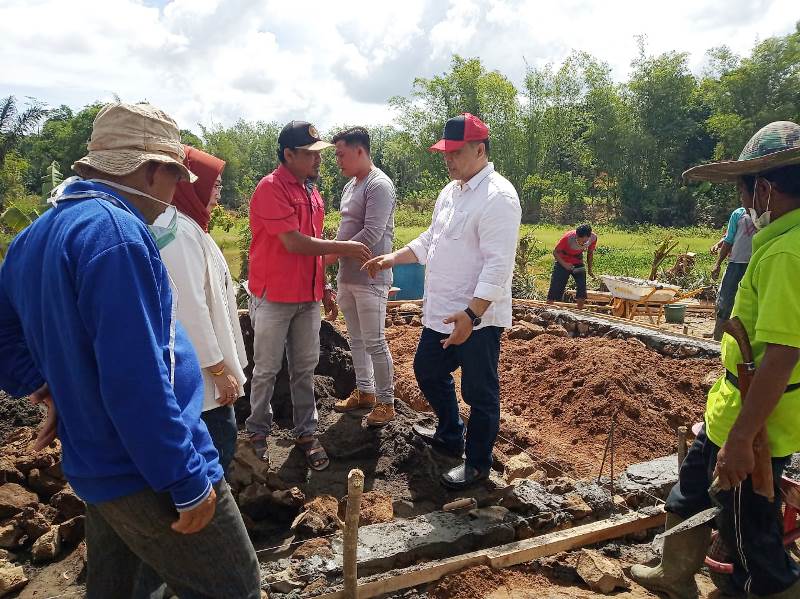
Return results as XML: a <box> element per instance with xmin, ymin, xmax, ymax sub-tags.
<box><xmin>364</xmin><ymin>113</ymin><xmax>521</xmax><ymax>489</ymax></box>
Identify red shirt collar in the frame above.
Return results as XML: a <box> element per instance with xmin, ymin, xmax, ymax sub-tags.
<box><xmin>276</xmin><ymin>163</ymin><xmax>307</xmax><ymax>188</ymax></box>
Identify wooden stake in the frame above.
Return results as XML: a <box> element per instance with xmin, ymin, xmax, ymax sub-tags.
<box><xmin>316</xmin><ymin>508</ymin><xmax>665</xmax><ymax>599</ymax></box>
<box><xmin>677</xmin><ymin>426</ymin><xmax>688</xmax><ymax>469</ymax></box>
<box><xmin>343</xmin><ymin>469</ymin><xmax>365</xmax><ymax>599</ymax></box>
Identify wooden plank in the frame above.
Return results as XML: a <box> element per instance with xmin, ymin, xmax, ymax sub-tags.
<box><xmin>314</xmin><ymin>508</ymin><xmax>665</xmax><ymax>599</ymax></box>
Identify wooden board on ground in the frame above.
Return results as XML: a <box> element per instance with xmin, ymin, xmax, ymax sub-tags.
<box><xmin>315</xmin><ymin>508</ymin><xmax>665</xmax><ymax>599</ymax></box>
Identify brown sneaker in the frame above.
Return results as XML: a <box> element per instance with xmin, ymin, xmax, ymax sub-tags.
<box><xmin>334</xmin><ymin>390</ymin><xmax>376</xmax><ymax>413</ymax></box>
<box><xmin>366</xmin><ymin>403</ymin><xmax>395</xmax><ymax>427</ymax></box>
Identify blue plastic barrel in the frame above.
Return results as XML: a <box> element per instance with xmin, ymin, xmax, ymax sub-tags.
<box><xmin>392</xmin><ymin>263</ymin><xmax>425</xmax><ymax>300</ymax></box>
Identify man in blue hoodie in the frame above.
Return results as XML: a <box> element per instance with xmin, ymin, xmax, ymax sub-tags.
<box><xmin>0</xmin><ymin>103</ymin><xmax>260</xmax><ymax>598</ymax></box>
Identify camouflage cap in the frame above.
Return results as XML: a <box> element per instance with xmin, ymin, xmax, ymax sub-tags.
<box><xmin>683</xmin><ymin>121</ymin><xmax>800</xmax><ymax>183</ymax></box>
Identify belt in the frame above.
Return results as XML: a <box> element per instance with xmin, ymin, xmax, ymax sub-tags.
<box><xmin>725</xmin><ymin>370</ymin><xmax>800</xmax><ymax>393</ymax></box>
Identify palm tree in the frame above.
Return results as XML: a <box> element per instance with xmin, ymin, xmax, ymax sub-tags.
<box><xmin>0</xmin><ymin>95</ymin><xmax>49</xmax><ymax>164</ymax></box>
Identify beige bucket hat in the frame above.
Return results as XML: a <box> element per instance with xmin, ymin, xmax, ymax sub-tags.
<box><xmin>683</xmin><ymin>121</ymin><xmax>800</xmax><ymax>183</ymax></box>
<box><xmin>73</xmin><ymin>102</ymin><xmax>196</xmax><ymax>182</ymax></box>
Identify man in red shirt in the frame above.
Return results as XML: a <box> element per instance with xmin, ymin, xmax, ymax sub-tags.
<box><xmin>246</xmin><ymin>120</ymin><xmax>371</xmax><ymax>470</ymax></box>
<box><xmin>546</xmin><ymin>224</ymin><xmax>597</xmax><ymax>309</ymax></box>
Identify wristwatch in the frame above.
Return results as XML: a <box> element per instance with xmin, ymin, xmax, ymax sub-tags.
<box><xmin>464</xmin><ymin>307</ymin><xmax>482</xmax><ymax>327</ymax></box>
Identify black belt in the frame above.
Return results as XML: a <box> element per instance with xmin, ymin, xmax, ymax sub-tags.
<box><xmin>725</xmin><ymin>370</ymin><xmax>800</xmax><ymax>393</ymax></box>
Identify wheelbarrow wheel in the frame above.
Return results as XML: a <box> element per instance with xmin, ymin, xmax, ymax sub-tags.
<box><xmin>707</xmin><ymin>533</ymin><xmax>740</xmax><ymax>596</ymax></box>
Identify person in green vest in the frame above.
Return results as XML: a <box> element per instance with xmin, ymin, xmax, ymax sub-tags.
<box><xmin>630</xmin><ymin>121</ymin><xmax>800</xmax><ymax>598</ymax></box>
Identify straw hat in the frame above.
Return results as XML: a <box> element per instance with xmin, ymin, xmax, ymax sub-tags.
<box><xmin>683</xmin><ymin>121</ymin><xmax>800</xmax><ymax>183</ymax></box>
<box><xmin>73</xmin><ymin>102</ymin><xmax>196</xmax><ymax>182</ymax></box>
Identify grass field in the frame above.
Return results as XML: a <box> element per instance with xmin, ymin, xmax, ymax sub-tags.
<box><xmin>211</xmin><ymin>215</ymin><xmax>722</xmax><ymax>296</ymax></box>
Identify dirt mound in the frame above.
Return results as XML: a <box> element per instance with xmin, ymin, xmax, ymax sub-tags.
<box><xmin>359</xmin><ymin>490</ymin><xmax>394</xmax><ymax>525</ymax></box>
<box><xmin>386</xmin><ymin>325</ymin><xmax>718</xmax><ymax>477</ymax></box>
<box><xmin>498</xmin><ymin>335</ymin><xmax>716</xmax><ymax>476</ymax></box>
<box><xmin>0</xmin><ymin>391</ymin><xmax>43</xmax><ymax>443</ymax></box>
<box><xmin>427</xmin><ymin>565</ymin><xmax>554</xmax><ymax>599</ymax></box>
<box><xmin>386</xmin><ymin>327</ymin><xmax>431</xmax><ymax>412</ymax></box>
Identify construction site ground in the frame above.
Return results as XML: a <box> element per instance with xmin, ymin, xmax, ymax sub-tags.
<box><xmin>0</xmin><ymin>303</ymin><xmax>736</xmax><ymax>598</ymax></box>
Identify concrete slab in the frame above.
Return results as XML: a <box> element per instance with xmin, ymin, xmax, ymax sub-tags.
<box><xmin>617</xmin><ymin>454</ymin><xmax>678</xmax><ymax>501</ymax></box>
<box><xmin>329</xmin><ymin>510</ymin><xmax>516</xmax><ymax>576</ymax></box>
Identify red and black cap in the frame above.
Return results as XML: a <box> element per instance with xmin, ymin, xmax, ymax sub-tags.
<box><xmin>429</xmin><ymin>113</ymin><xmax>490</xmax><ymax>152</ymax></box>
<box><xmin>278</xmin><ymin>120</ymin><xmax>333</xmax><ymax>152</ymax></box>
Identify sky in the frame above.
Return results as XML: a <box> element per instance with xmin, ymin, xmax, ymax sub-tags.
<box><xmin>1</xmin><ymin>0</ymin><xmax>798</xmax><ymax>134</ymax></box>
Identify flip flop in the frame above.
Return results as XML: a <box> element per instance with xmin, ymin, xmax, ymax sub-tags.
<box><xmin>296</xmin><ymin>437</ymin><xmax>330</xmax><ymax>471</ymax></box>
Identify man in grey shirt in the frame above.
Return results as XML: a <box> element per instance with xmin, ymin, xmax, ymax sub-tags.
<box><xmin>330</xmin><ymin>127</ymin><xmax>397</xmax><ymax>426</ymax></box>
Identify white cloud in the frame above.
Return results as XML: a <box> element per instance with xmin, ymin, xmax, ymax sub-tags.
<box><xmin>0</xmin><ymin>0</ymin><xmax>797</xmax><ymax>133</ymax></box>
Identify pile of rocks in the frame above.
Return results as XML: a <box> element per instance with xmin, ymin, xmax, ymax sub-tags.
<box><xmin>509</xmin><ymin>305</ymin><xmax>720</xmax><ymax>359</ymax></box>
<box><xmin>0</xmin><ymin>428</ymin><xmax>86</xmax><ymax>596</ymax></box>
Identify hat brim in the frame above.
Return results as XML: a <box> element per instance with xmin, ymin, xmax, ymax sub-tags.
<box><xmin>295</xmin><ymin>141</ymin><xmax>334</xmax><ymax>151</ymax></box>
<box><xmin>429</xmin><ymin>139</ymin><xmax>467</xmax><ymax>152</ymax></box>
<box><xmin>683</xmin><ymin>147</ymin><xmax>800</xmax><ymax>183</ymax></box>
<box><xmin>73</xmin><ymin>149</ymin><xmax>197</xmax><ymax>183</ymax></box>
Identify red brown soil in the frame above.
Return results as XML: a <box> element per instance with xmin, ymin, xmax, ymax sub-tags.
<box><xmin>359</xmin><ymin>490</ymin><xmax>394</xmax><ymax>525</ymax></box>
<box><xmin>386</xmin><ymin>326</ymin><xmax>432</xmax><ymax>412</ymax></box>
<box><xmin>387</xmin><ymin>326</ymin><xmax>719</xmax><ymax>478</ymax></box>
<box><xmin>425</xmin><ymin>562</ymin><xmax>719</xmax><ymax>598</ymax></box>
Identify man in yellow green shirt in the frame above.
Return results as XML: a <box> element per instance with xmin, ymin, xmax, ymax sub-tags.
<box><xmin>631</xmin><ymin>121</ymin><xmax>800</xmax><ymax>599</ymax></box>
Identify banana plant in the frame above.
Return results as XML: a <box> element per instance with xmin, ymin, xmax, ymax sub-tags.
<box><xmin>0</xmin><ymin>203</ymin><xmax>39</xmax><ymax>261</ymax></box>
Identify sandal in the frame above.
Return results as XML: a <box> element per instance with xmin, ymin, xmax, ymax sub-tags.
<box><xmin>296</xmin><ymin>437</ymin><xmax>330</xmax><ymax>471</ymax></box>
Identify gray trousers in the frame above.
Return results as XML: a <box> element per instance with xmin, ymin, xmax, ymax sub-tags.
<box><xmin>246</xmin><ymin>297</ymin><xmax>321</xmax><ymax>438</ymax></box>
<box><xmin>85</xmin><ymin>480</ymin><xmax>261</xmax><ymax>599</ymax></box>
<box><xmin>337</xmin><ymin>282</ymin><xmax>394</xmax><ymax>405</ymax></box>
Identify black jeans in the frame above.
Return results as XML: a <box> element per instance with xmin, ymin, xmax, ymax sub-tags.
<box><xmin>201</xmin><ymin>405</ymin><xmax>237</xmax><ymax>477</ymax></box>
<box><xmin>85</xmin><ymin>480</ymin><xmax>261</xmax><ymax>599</ymax></box>
<box><xmin>547</xmin><ymin>262</ymin><xmax>587</xmax><ymax>301</ymax></box>
<box><xmin>413</xmin><ymin>326</ymin><xmax>502</xmax><ymax>471</ymax></box>
<box><xmin>665</xmin><ymin>426</ymin><xmax>800</xmax><ymax>595</ymax></box>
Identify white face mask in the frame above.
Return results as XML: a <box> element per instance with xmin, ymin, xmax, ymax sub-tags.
<box><xmin>748</xmin><ymin>178</ymin><xmax>773</xmax><ymax>231</ymax></box>
<box><xmin>49</xmin><ymin>177</ymin><xmax>178</xmax><ymax>249</ymax></box>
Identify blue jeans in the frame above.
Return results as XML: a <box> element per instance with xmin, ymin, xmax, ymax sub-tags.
<box><xmin>413</xmin><ymin>326</ymin><xmax>502</xmax><ymax>471</ymax></box>
<box><xmin>201</xmin><ymin>405</ymin><xmax>237</xmax><ymax>477</ymax></box>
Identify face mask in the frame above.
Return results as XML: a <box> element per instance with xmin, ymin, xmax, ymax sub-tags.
<box><xmin>748</xmin><ymin>179</ymin><xmax>772</xmax><ymax>231</ymax></box>
<box><xmin>49</xmin><ymin>177</ymin><xmax>178</xmax><ymax>249</ymax></box>
<box><xmin>85</xmin><ymin>178</ymin><xmax>179</xmax><ymax>249</ymax></box>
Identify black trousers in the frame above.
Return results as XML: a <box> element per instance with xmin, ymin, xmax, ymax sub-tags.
<box><xmin>547</xmin><ymin>262</ymin><xmax>587</xmax><ymax>301</ymax></box>
<box><xmin>665</xmin><ymin>426</ymin><xmax>800</xmax><ymax>595</ymax></box>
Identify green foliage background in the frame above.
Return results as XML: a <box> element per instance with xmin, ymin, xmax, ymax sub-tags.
<box><xmin>2</xmin><ymin>24</ymin><xmax>798</xmax><ymax>278</ymax></box>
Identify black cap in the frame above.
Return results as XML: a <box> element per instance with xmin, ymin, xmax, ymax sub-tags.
<box><xmin>277</xmin><ymin>120</ymin><xmax>333</xmax><ymax>151</ymax></box>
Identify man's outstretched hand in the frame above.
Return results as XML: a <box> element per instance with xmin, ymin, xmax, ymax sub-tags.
<box><xmin>29</xmin><ymin>384</ymin><xmax>57</xmax><ymax>451</ymax></box>
<box><xmin>362</xmin><ymin>253</ymin><xmax>395</xmax><ymax>279</ymax></box>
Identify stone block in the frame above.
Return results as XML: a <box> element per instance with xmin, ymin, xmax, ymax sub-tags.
<box><xmin>0</xmin><ymin>484</ymin><xmax>38</xmax><ymax>519</ymax></box>
<box><xmin>575</xmin><ymin>548</ymin><xmax>629</xmax><ymax>594</ymax></box>
<box><xmin>0</xmin><ymin>560</ymin><xmax>27</xmax><ymax>597</ymax></box>
<box><xmin>31</xmin><ymin>525</ymin><xmax>61</xmax><ymax>563</ymax></box>
<box><xmin>49</xmin><ymin>486</ymin><xmax>84</xmax><ymax>520</ymax></box>
<box><xmin>328</xmin><ymin>510</ymin><xmax>515</xmax><ymax>576</ymax></box>
<box><xmin>27</xmin><ymin>468</ymin><xmax>66</xmax><ymax>497</ymax></box>
<box><xmin>503</xmin><ymin>452</ymin><xmax>539</xmax><ymax>483</ymax></box>
<box><xmin>59</xmin><ymin>516</ymin><xmax>85</xmax><ymax>546</ymax></box>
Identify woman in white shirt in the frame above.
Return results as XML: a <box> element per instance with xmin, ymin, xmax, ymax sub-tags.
<box><xmin>161</xmin><ymin>146</ymin><xmax>247</xmax><ymax>476</ymax></box>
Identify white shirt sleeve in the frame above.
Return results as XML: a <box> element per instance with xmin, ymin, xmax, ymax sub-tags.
<box><xmin>160</xmin><ymin>226</ymin><xmax>224</xmax><ymax>368</ymax></box>
<box><xmin>474</xmin><ymin>192</ymin><xmax>522</xmax><ymax>302</ymax></box>
<box><xmin>406</xmin><ymin>188</ymin><xmax>446</xmax><ymax>264</ymax></box>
